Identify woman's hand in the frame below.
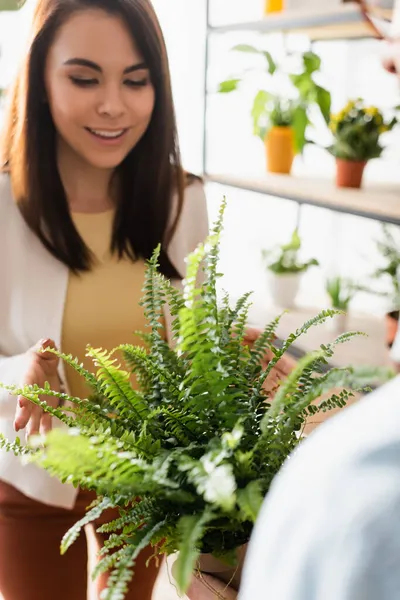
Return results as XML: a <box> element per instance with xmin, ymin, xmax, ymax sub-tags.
<box><xmin>185</xmin><ymin>573</ymin><xmax>238</xmax><ymax>600</ymax></box>
<box><xmin>14</xmin><ymin>339</ymin><xmax>61</xmax><ymax>438</ymax></box>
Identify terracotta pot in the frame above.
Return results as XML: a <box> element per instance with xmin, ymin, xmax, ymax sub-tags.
<box><xmin>336</xmin><ymin>158</ymin><xmax>367</xmax><ymax>189</ymax></box>
<box><xmin>385</xmin><ymin>310</ymin><xmax>399</xmax><ymax>348</ymax></box>
<box><xmin>265</xmin><ymin>126</ymin><xmax>295</xmax><ymax>175</ymax></box>
<box><xmin>197</xmin><ymin>544</ymin><xmax>247</xmax><ymax>592</ymax></box>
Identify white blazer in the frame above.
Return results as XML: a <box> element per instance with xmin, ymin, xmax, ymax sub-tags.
<box><xmin>0</xmin><ymin>173</ymin><xmax>209</xmax><ymax>508</ymax></box>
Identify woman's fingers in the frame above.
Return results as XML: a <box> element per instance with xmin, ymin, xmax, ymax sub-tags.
<box><xmin>39</xmin><ymin>411</ymin><xmax>53</xmax><ymax>436</ymax></box>
<box><xmin>14</xmin><ymin>395</ymin><xmax>33</xmax><ymax>432</ymax></box>
<box><xmin>14</xmin><ymin>339</ymin><xmax>60</xmax><ymax>435</ymax></box>
<box><xmin>25</xmin><ymin>405</ymin><xmax>42</xmax><ymax>438</ymax></box>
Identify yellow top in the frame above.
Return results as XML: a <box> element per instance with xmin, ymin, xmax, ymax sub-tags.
<box><xmin>61</xmin><ymin>209</ymin><xmax>161</xmax><ymax>399</ymax></box>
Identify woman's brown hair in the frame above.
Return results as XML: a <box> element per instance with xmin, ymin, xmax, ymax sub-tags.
<box><xmin>1</xmin><ymin>0</ymin><xmax>188</xmax><ymax>278</ymax></box>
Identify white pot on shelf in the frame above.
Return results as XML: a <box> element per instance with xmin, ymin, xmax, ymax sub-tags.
<box><xmin>329</xmin><ymin>311</ymin><xmax>348</xmax><ymax>334</ymax></box>
<box><xmin>268</xmin><ymin>272</ymin><xmax>302</xmax><ymax>309</ymax></box>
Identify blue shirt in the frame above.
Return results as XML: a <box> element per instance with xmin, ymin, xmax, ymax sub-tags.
<box><xmin>240</xmin><ymin>376</ymin><xmax>400</xmax><ymax>600</ymax></box>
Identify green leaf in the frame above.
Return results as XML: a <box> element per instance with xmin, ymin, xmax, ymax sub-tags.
<box><xmin>61</xmin><ymin>497</ymin><xmax>114</xmax><ymax>555</ymax></box>
<box><xmin>251</xmin><ymin>90</ymin><xmax>270</xmax><ymax>138</ymax></box>
<box><xmin>174</xmin><ymin>512</ymin><xmax>212</xmax><ymax>594</ymax></box>
<box><xmin>232</xmin><ymin>44</ymin><xmax>276</xmax><ymax>74</ymax></box>
<box><xmin>237</xmin><ymin>481</ymin><xmax>264</xmax><ymax>523</ymax></box>
<box><xmin>218</xmin><ymin>78</ymin><xmax>241</xmax><ymax>93</ymax></box>
<box><xmin>315</xmin><ymin>85</ymin><xmax>332</xmax><ymax>124</ymax></box>
<box><xmin>263</xmin><ymin>50</ymin><xmax>277</xmax><ymax>75</ymax></box>
<box><xmin>303</xmin><ymin>51</ymin><xmax>321</xmax><ymax>74</ymax></box>
<box><xmin>232</xmin><ymin>44</ymin><xmax>262</xmax><ymax>54</ymax></box>
<box><xmin>292</xmin><ymin>104</ymin><xmax>309</xmax><ymax>153</ymax></box>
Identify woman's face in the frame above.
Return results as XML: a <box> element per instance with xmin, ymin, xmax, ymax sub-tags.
<box><xmin>44</xmin><ymin>8</ymin><xmax>155</xmax><ymax>170</ymax></box>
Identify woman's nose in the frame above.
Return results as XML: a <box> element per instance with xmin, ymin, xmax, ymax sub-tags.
<box><xmin>97</xmin><ymin>84</ymin><xmax>126</xmax><ymax>119</ymax></box>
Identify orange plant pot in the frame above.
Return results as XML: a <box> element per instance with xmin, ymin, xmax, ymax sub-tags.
<box><xmin>265</xmin><ymin>126</ymin><xmax>295</xmax><ymax>174</ymax></box>
<box><xmin>264</xmin><ymin>0</ymin><xmax>284</xmax><ymax>13</ymax></box>
<box><xmin>336</xmin><ymin>158</ymin><xmax>367</xmax><ymax>189</ymax></box>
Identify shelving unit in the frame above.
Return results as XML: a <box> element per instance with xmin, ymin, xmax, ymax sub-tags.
<box><xmin>206</xmin><ymin>173</ymin><xmax>400</xmax><ymax>225</ymax></box>
<box><xmin>202</xmin><ymin>2</ymin><xmax>400</xmax><ymax>383</ymax></box>
<box><xmin>208</xmin><ymin>3</ymin><xmax>390</xmax><ymax>40</ymax></box>
<box><xmin>202</xmin><ymin>1</ymin><xmax>400</xmax><ymax>225</ymax></box>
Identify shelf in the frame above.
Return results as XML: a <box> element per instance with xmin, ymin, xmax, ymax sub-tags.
<box><xmin>205</xmin><ymin>173</ymin><xmax>400</xmax><ymax>225</ymax></box>
<box><xmin>208</xmin><ymin>3</ymin><xmax>389</xmax><ymax>40</ymax></box>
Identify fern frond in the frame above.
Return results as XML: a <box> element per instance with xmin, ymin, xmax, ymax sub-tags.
<box><xmin>44</xmin><ymin>348</ymin><xmax>99</xmax><ymax>392</ymax></box>
<box><xmin>101</xmin><ymin>519</ymin><xmax>166</xmax><ymax>600</ymax></box>
<box><xmin>246</xmin><ymin>312</ymin><xmax>286</xmax><ymax>375</ymax></box>
<box><xmin>252</xmin><ymin>309</ymin><xmax>346</xmax><ymax>399</ymax></box>
<box><xmin>0</xmin><ymin>383</ymin><xmax>76</xmax><ymax>428</ymax></box>
<box><xmin>174</xmin><ymin>511</ymin><xmax>213</xmax><ymax>594</ymax></box>
<box><xmin>87</xmin><ymin>348</ymin><xmax>149</xmax><ymax>423</ymax></box>
<box><xmin>0</xmin><ymin>434</ymin><xmax>31</xmax><ymax>457</ymax></box>
<box><xmin>61</xmin><ymin>496</ymin><xmax>114</xmax><ymax>555</ymax></box>
<box><xmin>96</xmin><ymin>498</ymin><xmax>156</xmax><ymax>534</ymax></box>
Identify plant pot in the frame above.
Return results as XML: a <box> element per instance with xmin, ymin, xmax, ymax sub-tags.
<box><xmin>264</xmin><ymin>0</ymin><xmax>284</xmax><ymax>13</ymax></box>
<box><xmin>265</xmin><ymin>126</ymin><xmax>295</xmax><ymax>174</ymax></box>
<box><xmin>269</xmin><ymin>272</ymin><xmax>301</xmax><ymax>308</ymax></box>
<box><xmin>197</xmin><ymin>544</ymin><xmax>247</xmax><ymax>592</ymax></box>
<box><xmin>385</xmin><ymin>310</ymin><xmax>399</xmax><ymax>348</ymax></box>
<box><xmin>329</xmin><ymin>311</ymin><xmax>348</xmax><ymax>334</ymax></box>
<box><xmin>336</xmin><ymin>158</ymin><xmax>367</xmax><ymax>189</ymax></box>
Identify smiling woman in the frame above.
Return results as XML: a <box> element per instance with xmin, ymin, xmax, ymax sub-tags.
<box><xmin>0</xmin><ymin>1</ymin><xmax>208</xmax><ymax>600</ymax></box>
<box><xmin>1</xmin><ymin>0</ymin><xmax>186</xmax><ymax>277</ymax></box>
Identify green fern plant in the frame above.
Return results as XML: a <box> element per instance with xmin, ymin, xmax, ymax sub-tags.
<box><xmin>0</xmin><ymin>198</ymin><xmax>394</xmax><ymax>599</ymax></box>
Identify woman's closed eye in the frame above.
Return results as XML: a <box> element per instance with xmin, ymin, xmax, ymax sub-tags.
<box><xmin>69</xmin><ymin>76</ymin><xmax>149</xmax><ymax>88</ymax></box>
<box><xmin>124</xmin><ymin>78</ymin><xmax>149</xmax><ymax>87</ymax></box>
<box><xmin>69</xmin><ymin>76</ymin><xmax>97</xmax><ymax>87</ymax></box>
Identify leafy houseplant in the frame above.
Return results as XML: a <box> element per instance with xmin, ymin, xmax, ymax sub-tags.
<box><xmin>0</xmin><ymin>201</ymin><xmax>393</xmax><ymax>600</ymax></box>
<box><xmin>328</xmin><ymin>99</ymin><xmax>398</xmax><ymax>188</ymax></box>
<box><xmin>219</xmin><ymin>48</ymin><xmax>331</xmax><ymax>174</ymax></box>
<box><xmin>262</xmin><ymin>228</ymin><xmax>319</xmax><ymax>308</ymax></box>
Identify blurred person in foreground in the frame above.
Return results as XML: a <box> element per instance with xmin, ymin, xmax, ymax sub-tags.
<box><xmin>185</xmin><ymin>2</ymin><xmax>400</xmax><ymax>598</ymax></box>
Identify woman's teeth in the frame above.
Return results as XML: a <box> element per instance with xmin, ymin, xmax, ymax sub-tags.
<box><xmin>88</xmin><ymin>128</ymin><xmax>125</xmax><ymax>139</ymax></box>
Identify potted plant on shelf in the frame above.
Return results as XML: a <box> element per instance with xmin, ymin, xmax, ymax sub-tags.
<box><xmin>218</xmin><ymin>49</ymin><xmax>331</xmax><ymax>174</ymax></box>
<box><xmin>262</xmin><ymin>228</ymin><xmax>319</xmax><ymax>308</ymax></box>
<box><xmin>326</xmin><ymin>276</ymin><xmax>359</xmax><ymax>333</ymax></box>
<box><xmin>328</xmin><ymin>99</ymin><xmax>398</xmax><ymax>188</ymax></box>
<box><xmin>0</xmin><ymin>201</ymin><xmax>393</xmax><ymax>600</ymax></box>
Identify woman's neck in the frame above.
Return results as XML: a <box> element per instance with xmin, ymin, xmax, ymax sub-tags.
<box><xmin>57</xmin><ymin>139</ymin><xmax>116</xmax><ymax>214</ymax></box>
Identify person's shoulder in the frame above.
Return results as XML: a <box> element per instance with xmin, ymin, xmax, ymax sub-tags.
<box><xmin>240</xmin><ymin>377</ymin><xmax>400</xmax><ymax>599</ymax></box>
<box><xmin>272</xmin><ymin>375</ymin><xmax>400</xmax><ymax>490</ymax></box>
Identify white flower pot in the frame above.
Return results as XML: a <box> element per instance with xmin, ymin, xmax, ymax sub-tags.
<box><xmin>268</xmin><ymin>272</ymin><xmax>302</xmax><ymax>309</ymax></box>
<box><xmin>329</xmin><ymin>312</ymin><xmax>348</xmax><ymax>334</ymax></box>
